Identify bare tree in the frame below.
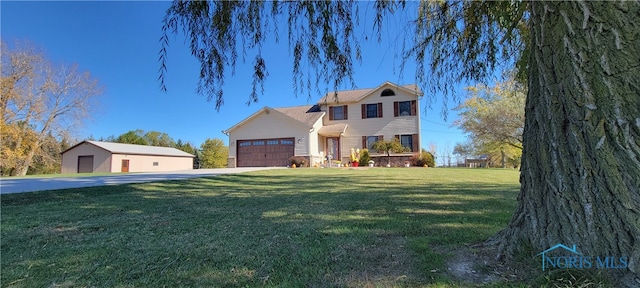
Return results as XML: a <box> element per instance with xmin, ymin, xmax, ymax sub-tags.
<box><xmin>1</xmin><ymin>40</ymin><xmax>103</xmax><ymax>176</ymax></box>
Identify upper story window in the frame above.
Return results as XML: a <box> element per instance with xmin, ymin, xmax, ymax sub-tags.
<box><xmin>394</xmin><ymin>100</ymin><xmax>417</xmax><ymax>117</ymax></box>
<box><xmin>366</xmin><ymin>104</ymin><xmax>378</xmax><ymax>118</ymax></box>
<box><xmin>361</xmin><ymin>103</ymin><xmax>383</xmax><ymax>119</ymax></box>
<box><xmin>329</xmin><ymin>105</ymin><xmax>348</xmax><ymax>120</ymax></box>
<box><xmin>381</xmin><ymin>89</ymin><xmax>395</xmax><ymax>96</ymax></box>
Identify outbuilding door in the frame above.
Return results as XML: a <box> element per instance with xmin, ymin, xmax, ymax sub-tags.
<box><xmin>77</xmin><ymin>156</ymin><xmax>94</xmax><ymax>173</ymax></box>
<box><xmin>237</xmin><ymin>138</ymin><xmax>295</xmax><ymax>167</ymax></box>
<box><xmin>121</xmin><ymin>160</ymin><xmax>130</xmax><ymax>172</ymax></box>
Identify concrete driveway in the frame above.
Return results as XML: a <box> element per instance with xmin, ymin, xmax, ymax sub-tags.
<box><xmin>0</xmin><ymin>167</ymin><xmax>280</xmax><ymax>194</ymax></box>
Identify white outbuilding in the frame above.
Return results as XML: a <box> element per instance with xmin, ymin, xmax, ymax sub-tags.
<box><xmin>61</xmin><ymin>140</ymin><xmax>194</xmax><ymax>174</ymax></box>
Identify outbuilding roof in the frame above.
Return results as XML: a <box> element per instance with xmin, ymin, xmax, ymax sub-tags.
<box><xmin>63</xmin><ymin>141</ymin><xmax>195</xmax><ymax>157</ymax></box>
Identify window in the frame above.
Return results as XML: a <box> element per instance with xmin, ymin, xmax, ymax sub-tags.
<box><xmin>394</xmin><ymin>100</ymin><xmax>416</xmax><ymax>117</ymax></box>
<box><xmin>361</xmin><ymin>103</ymin><xmax>383</xmax><ymax>119</ymax></box>
<box><xmin>329</xmin><ymin>105</ymin><xmax>347</xmax><ymax>120</ymax></box>
<box><xmin>267</xmin><ymin>140</ymin><xmax>279</xmax><ymax>145</ymax></box>
<box><xmin>397</xmin><ymin>134</ymin><xmax>418</xmax><ymax>152</ymax></box>
<box><xmin>362</xmin><ymin>135</ymin><xmax>382</xmax><ymax>151</ymax></box>
<box><xmin>253</xmin><ymin>141</ymin><xmax>264</xmax><ymax>145</ymax></box>
<box><xmin>239</xmin><ymin>141</ymin><xmax>251</xmax><ymax>147</ymax></box>
<box><xmin>280</xmin><ymin>139</ymin><xmax>294</xmax><ymax>145</ymax></box>
<box><xmin>381</xmin><ymin>89</ymin><xmax>395</xmax><ymax>96</ymax></box>
<box><xmin>153</xmin><ymin>162</ymin><xmax>159</xmax><ymax>166</ymax></box>
<box><xmin>366</xmin><ymin>104</ymin><xmax>378</xmax><ymax>118</ymax></box>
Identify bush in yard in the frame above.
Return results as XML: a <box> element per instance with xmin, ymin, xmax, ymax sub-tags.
<box><xmin>289</xmin><ymin>156</ymin><xmax>307</xmax><ymax>167</ymax></box>
<box><xmin>359</xmin><ymin>149</ymin><xmax>370</xmax><ymax>165</ymax></box>
<box><xmin>411</xmin><ymin>149</ymin><xmax>435</xmax><ymax>167</ymax></box>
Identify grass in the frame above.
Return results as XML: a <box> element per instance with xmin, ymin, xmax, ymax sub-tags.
<box><xmin>1</xmin><ymin>168</ymin><xmax>521</xmax><ymax>287</ymax></box>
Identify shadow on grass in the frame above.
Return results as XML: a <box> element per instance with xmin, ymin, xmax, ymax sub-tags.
<box><xmin>1</xmin><ymin>169</ymin><xmax>520</xmax><ymax>287</ymax></box>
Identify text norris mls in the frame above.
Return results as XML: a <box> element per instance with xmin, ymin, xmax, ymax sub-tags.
<box><xmin>537</xmin><ymin>244</ymin><xmax>628</xmax><ymax>271</ymax></box>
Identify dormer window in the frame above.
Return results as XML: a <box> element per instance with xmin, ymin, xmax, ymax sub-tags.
<box><xmin>381</xmin><ymin>89</ymin><xmax>395</xmax><ymax>97</ymax></box>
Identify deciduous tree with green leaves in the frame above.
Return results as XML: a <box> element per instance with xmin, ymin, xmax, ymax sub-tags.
<box><xmin>456</xmin><ymin>78</ymin><xmax>525</xmax><ymax>149</ymax></box>
<box><xmin>159</xmin><ymin>1</ymin><xmax>640</xmax><ymax>281</ymax></box>
<box><xmin>199</xmin><ymin>138</ymin><xmax>228</xmax><ymax>168</ymax></box>
<box><xmin>455</xmin><ymin>77</ymin><xmax>525</xmax><ymax>167</ymax></box>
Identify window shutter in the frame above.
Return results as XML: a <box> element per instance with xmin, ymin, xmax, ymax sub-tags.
<box><xmin>379</xmin><ymin>135</ymin><xmax>384</xmax><ymax>141</ymax></box>
<box><xmin>411</xmin><ymin>100</ymin><xmax>417</xmax><ymax>116</ymax></box>
<box><xmin>329</xmin><ymin>106</ymin><xmax>334</xmax><ymax>120</ymax></box>
<box><xmin>394</xmin><ymin>102</ymin><xmax>399</xmax><ymax>117</ymax></box>
<box><xmin>378</xmin><ymin>103</ymin><xmax>383</xmax><ymax>118</ymax></box>
<box><xmin>343</xmin><ymin>105</ymin><xmax>348</xmax><ymax>120</ymax></box>
<box><xmin>362</xmin><ymin>136</ymin><xmax>367</xmax><ymax>149</ymax></box>
<box><xmin>361</xmin><ymin>104</ymin><xmax>366</xmax><ymax>119</ymax></box>
<box><xmin>412</xmin><ymin>134</ymin><xmax>419</xmax><ymax>152</ymax></box>
<box><xmin>395</xmin><ymin>135</ymin><xmax>400</xmax><ymax>141</ymax></box>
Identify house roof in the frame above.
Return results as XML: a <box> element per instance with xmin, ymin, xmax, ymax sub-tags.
<box><xmin>318</xmin><ymin>82</ymin><xmax>423</xmax><ymax>104</ymax></box>
<box><xmin>224</xmin><ymin>105</ymin><xmax>324</xmax><ymax>133</ymax></box>
<box><xmin>63</xmin><ymin>140</ymin><xmax>195</xmax><ymax>157</ymax></box>
<box><xmin>273</xmin><ymin>105</ymin><xmax>324</xmax><ymax>127</ymax></box>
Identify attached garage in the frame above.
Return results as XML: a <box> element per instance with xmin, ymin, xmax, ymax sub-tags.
<box><xmin>237</xmin><ymin>138</ymin><xmax>294</xmax><ymax>167</ymax></box>
<box><xmin>61</xmin><ymin>140</ymin><xmax>194</xmax><ymax>174</ymax></box>
<box><xmin>224</xmin><ymin>106</ymin><xmax>325</xmax><ymax>168</ymax></box>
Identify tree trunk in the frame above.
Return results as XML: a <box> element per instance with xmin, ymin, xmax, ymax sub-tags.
<box><xmin>491</xmin><ymin>0</ymin><xmax>640</xmax><ymax>279</ymax></box>
<box><xmin>12</xmin><ymin>142</ymin><xmax>37</xmax><ymax>176</ymax></box>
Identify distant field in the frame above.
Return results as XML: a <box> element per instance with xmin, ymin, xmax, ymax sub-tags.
<box><xmin>1</xmin><ymin>168</ymin><xmax>521</xmax><ymax>287</ymax></box>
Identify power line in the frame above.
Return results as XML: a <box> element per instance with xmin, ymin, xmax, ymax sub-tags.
<box><xmin>421</xmin><ymin>118</ymin><xmax>452</xmax><ymax>127</ymax></box>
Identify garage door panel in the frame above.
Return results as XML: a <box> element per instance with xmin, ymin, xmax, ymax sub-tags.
<box><xmin>237</xmin><ymin>138</ymin><xmax>294</xmax><ymax>167</ymax></box>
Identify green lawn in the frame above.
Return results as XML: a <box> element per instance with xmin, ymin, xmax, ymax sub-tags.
<box><xmin>1</xmin><ymin>168</ymin><xmax>521</xmax><ymax>287</ymax></box>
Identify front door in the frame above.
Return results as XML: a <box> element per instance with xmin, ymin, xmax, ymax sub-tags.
<box><xmin>121</xmin><ymin>159</ymin><xmax>129</xmax><ymax>172</ymax></box>
<box><xmin>327</xmin><ymin>137</ymin><xmax>340</xmax><ymax>162</ymax></box>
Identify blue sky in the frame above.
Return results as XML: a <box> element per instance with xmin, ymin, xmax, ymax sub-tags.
<box><xmin>2</xmin><ymin>1</ymin><xmax>468</xmax><ymax>164</ymax></box>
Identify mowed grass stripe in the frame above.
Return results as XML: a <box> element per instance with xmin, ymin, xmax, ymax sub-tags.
<box><xmin>1</xmin><ymin>168</ymin><xmax>520</xmax><ymax>287</ymax></box>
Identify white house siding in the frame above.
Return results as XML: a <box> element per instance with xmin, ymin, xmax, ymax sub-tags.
<box><xmin>228</xmin><ymin>109</ymin><xmax>311</xmax><ymax>166</ymax></box>
<box><xmin>110</xmin><ymin>154</ymin><xmax>193</xmax><ymax>173</ymax></box>
<box><xmin>308</xmin><ymin>117</ymin><xmax>325</xmax><ymax>165</ymax></box>
<box><xmin>61</xmin><ymin>143</ymin><xmax>112</xmax><ymax>173</ymax></box>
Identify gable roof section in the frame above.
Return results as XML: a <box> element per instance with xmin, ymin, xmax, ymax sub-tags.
<box><xmin>224</xmin><ymin>105</ymin><xmax>324</xmax><ymax>133</ymax></box>
<box><xmin>273</xmin><ymin>106</ymin><xmax>324</xmax><ymax>127</ymax></box>
<box><xmin>62</xmin><ymin>141</ymin><xmax>194</xmax><ymax>157</ymax></box>
<box><xmin>318</xmin><ymin>82</ymin><xmax>423</xmax><ymax>104</ymax></box>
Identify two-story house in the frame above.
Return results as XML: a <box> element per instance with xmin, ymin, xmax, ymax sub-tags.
<box><xmin>224</xmin><ymin>82</ymin><xmax>423</xmax><ymax>167</ymax></box>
